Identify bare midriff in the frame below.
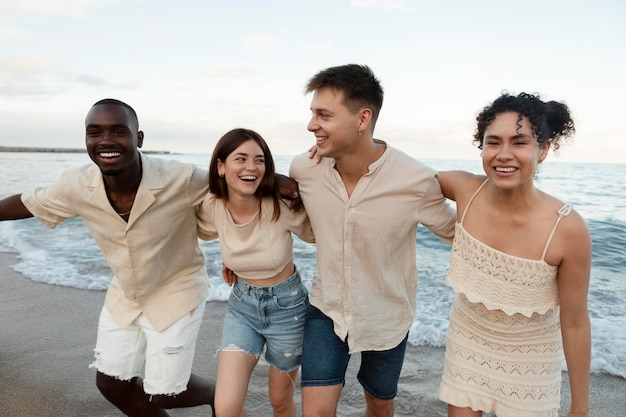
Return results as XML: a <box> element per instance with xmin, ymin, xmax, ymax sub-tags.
<box><xmin>241</xmin><ymin>260</ymin><xmax>296</xmax><ymax>287</ymax></box>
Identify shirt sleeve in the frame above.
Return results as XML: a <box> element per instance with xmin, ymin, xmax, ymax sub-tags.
<box><xmin>279</xmin><ymin>199</ymin><xmax>315</xmax><ymax>243</ymax></box>
<box><xmin>21</xmin><ymin>170</ymin><xmax>80</xmax><ymax>229</ymax></box>
<box><xmin>187</xmin><ymin>166</ymin><xmax>209</xmax><ymax>207</ymax></box>
<box><xmin>197</xmin><ymin>194</ymin><xmax>219</xmax><ymax>241</ymax></box>
<box><xmin>417</xmin><ymin>173</ymin><xmax>456</xmax><ymax>245</ymax></box>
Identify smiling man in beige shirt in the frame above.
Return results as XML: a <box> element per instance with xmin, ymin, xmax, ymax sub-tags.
<box><xmin>0</xmin><ymin>99</ymin><xmax>216</xmax><ymax>417</ymax></box>
<box><xmin>290</xmin><ymin>64</ymin><xmax>456</xmax><ymax>417</ymax></box>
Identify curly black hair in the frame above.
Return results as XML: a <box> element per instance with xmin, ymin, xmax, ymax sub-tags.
<box><xmin>473</xmin><ymin>91</ymin><xmax>575</xmax><ymax>152</ymax></box>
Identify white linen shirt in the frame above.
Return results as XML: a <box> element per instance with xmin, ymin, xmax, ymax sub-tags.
<box><xmin>21</xmin><ymin>153</ymin><xmax>214</xmax><ymax>332</ymax></box>
<box><xmin>289</xmin><ymin>142</ymin><xmax>456</xmax><ymax>353</ymax></box>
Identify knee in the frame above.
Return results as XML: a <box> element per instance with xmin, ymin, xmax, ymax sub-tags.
<box><xmin>269</xmin><ymin>383</ymin><xmax>292</xmax><ymax>403</ymax></box>
<box><xmin>364</xmin><ymin>392</ymin><xmax>394</xmax><ymax>417</ymax></box>
<box><xmin>96</xmin><ymin>372</ymin><xmax>132</xmax><ymax>400</ymax></box>
<box><xmin>269</xmin><ymin>393</ymin><xmax>295</xmax><ymax>415</ymax></box>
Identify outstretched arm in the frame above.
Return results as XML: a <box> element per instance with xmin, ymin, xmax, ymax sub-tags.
<box><xmin>0</xmin><ymin>194</ymin><xmax>33</xmax><ymax>221</ymax></box>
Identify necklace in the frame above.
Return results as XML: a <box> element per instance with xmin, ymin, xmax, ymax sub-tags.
<box><xmin>117</xmin><ymin>210</ymin><xmax>131</xmax><ymax>216</ymax></box>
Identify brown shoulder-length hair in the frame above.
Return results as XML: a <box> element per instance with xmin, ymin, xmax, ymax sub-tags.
<box><xmin>208</xmin><ymin>128</ymin><xmax>281</xmax><ymax>221</ymax></box>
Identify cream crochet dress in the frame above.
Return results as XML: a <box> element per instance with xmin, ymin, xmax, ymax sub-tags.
<box><xmin>439</xmin><ymin>179</ymin><xmax>572</xmax><ymax>417</ymax></box>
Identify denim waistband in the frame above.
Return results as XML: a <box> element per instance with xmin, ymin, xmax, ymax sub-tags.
<box><xmin>235</xmin><ymin>267</ymin><xmax>302</xmax><ymax>297</ymax></box>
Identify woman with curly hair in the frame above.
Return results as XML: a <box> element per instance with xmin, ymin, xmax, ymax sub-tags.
<box><xmin>438</xmin><ymin>92</ymin><xmax>591</xmax><ymax>417</ymax></box>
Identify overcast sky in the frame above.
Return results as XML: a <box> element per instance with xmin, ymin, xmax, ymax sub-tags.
<box><xmin>1</xmin><ymin>0</ymin><xmax>624</xmax><ymax>164</ymax></box>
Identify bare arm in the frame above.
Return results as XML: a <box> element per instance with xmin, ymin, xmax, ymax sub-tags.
<box><xmin>438</xmin><ymin>171</ymin><xmax>458</xmax><ymax>201</ymax></box>
<box><xmin>438</xmin><ymin>170</ymin><xmax>483</xmax><ymax>202</ymax></box>
<box><xmin>275</xmin><ymin>173</ymin><xmax>304</xmax><ymax>211</ymax></box>
<box><xmin>0</xmin><ymin>194</ymin><xmax>33</xmax><ymax>220</ymax></box>
<box><xmin>557</xmin><ymin>212</ymin><xmax>592</xmax><ymax>417</ymax></box>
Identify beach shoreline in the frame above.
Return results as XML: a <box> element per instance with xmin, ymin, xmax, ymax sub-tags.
<box><xmin>0</xmin><ymin>252</ymin><xmax>623</xmax><ymax>416</ymax></box>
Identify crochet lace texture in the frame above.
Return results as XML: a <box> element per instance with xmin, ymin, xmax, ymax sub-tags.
<box><xmin>441</xmin><ymin>294</ymin><xmax>563</xmax><ymax>416</ymax></box>
<box><xmin>440</xmin><ymin>223</ymin><xmax>564</xmax><ymax>416</ymax></box>
<box><xmin>446</xmin><ymin>223</ymin><xmax>559</xmax><ymax>317</ymax></box>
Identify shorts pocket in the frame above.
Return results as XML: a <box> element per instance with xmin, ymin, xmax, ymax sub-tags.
<box><xmin>231</xmin><ymin>283</ymin><xmax>247</xmax><ymax>303</ymax></box>
<box><xmin>273</xmin><ymin>285</ymin><xmax>308</xmax><ymax>310</ymax></box>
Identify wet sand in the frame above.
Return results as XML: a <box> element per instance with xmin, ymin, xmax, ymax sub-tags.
<box><xmin>0</xmin><ymin>252</ymin><xmax>623</xmax><ymax>416</ymax></box>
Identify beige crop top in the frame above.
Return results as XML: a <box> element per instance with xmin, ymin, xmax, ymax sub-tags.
<box><xmin>197</xmin><ymin>195</ymin><xmax>314</xmax><ymax>280</ymax></box>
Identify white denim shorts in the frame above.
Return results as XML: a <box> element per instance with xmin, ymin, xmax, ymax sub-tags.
<box><xmin>91</xmin><ymin>302</ymin><xmax>205</xmax><ymax>396</ymax></box>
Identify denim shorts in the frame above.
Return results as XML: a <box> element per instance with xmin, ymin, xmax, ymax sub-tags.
<box><xmin>300</xmin><ymin>304</ymin><xmax>408</xmax><ymax>400</ymax></box>
<box><xmin>92</xmin><ymin>302</ymin><xmax>205</xmax><ymax>396</ymax></box>
<box><xmin>220</xmin><ymin>269</ymin><xmax>308</xmax><ymax>372</ymax></box>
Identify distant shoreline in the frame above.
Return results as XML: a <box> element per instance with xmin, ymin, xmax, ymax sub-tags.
<box><xmin>0</xmin><ymin>146</ymin><xmax>171</xmax><ymax>155</ymax></box>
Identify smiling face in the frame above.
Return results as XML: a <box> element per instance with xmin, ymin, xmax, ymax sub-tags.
<box><xmin>481</xmin><ymin>111</ymin><xmax>549</xmax><ymax>190</ymax></box>
<box><xmin>85</xmin><ymin>103</ymin><xmax>143</xmax><ymax>176</ymax></box>
<box><xmin>307</xmin><ymin>87</ymin><xmax>362</xmax><ymax>159</ymax></box>
<box><xmin>217</xmin><ymin>139</ymin><xmax>266</xmax><ymax>199</ymax></box>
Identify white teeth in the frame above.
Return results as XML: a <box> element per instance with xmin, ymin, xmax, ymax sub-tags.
<box><xmin>100</xmin><ymin>152</ymin><xmax>121</xmax><ymax>158</ymax></box>
<box><xmin>495</xmin><ymin>167</ymin><xmax>516</xmax><ymax>172</ymax></box>
<box><xmin>239</xmin><ymin>175</ymin><xmax>257</xmax><ymax>181</ymax></box>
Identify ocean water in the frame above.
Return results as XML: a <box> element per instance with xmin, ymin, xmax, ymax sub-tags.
<box><xmin>0</xmin><ymin>152</ymin><xmax>624</xmax><ymax>379</ymax></box>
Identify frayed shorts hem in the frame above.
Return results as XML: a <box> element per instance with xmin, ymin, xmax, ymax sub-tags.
<box><xmin>218</xmin><ymin>343</ymin><xmax>301</xmax><ymax>373</ymax></box>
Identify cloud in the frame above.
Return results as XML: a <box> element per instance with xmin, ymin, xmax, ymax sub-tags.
<box><xmin>1</xmin><ymin>0</ymin><xmax>112</xmax><ymax>18</ymax></box>
<box><xmin>0</xmin><ymin>56</ymin><xmax>62</xmax><ymax>96</ymax></box>
<box><xmin>74</xmin><ymin>73</ymin><xmax>133</xmax><ymax>88</ymax></box>
<box><xmin>303</xmin><ymin>41</ymin><xmax>334</xmax><ymax>52</ymax></box>
<box><xmin>0</xmin><ymin>23</ymin><xmax>31</xmax><ymax>45</ymax></box>
<box><xmin>195</xmin><ymin>61</ymin><xmax>259</xmax><ymax>78</ymax></box>
<box><xmin>243</xmin><ymin>32</ymin><xmax>280</xmax><ymax>49</ymax></box>
<box><xmin>350</xmin><ymin>0</ymin><xmax>419</xmax><ymax>11</ymax></box>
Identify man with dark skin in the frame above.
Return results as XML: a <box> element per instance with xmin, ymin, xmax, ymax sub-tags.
<box><xmin>0</xmin><ymin>99</ymin><xmax>216</xmax><ymax>416</ymax></box>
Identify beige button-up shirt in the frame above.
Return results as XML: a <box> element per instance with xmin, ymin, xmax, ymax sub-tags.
<box><xmin>290</xmin><ymin>142</ymin><xmax>455</xmax><ymax>353</ymax></box>
<box><xmin>22</xmin><ymin>153</ymin><xmax>213</xmax><ymax>332</ymax></box>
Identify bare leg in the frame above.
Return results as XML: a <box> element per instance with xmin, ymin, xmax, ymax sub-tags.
<box><xmin>152</xmin><ymin>373</ymin><xmax>216</xmax><ymax>414</ymax></box>
<box><xmin>268</xmin><ymin>366</ymin><xmax>298</xmax><ymax>417</ymax></box>
<box><xmin>302</xmin><ymin>384</ymin><xmax>343</xmax><ymax>417</ymax></box>
<box><xmin>96</xmin><ymin>371</ymin><xmax>169</xmax><ymax>417</ymax></box>
<box><xmin>214</xmin><ymin>350</ymin><xmax>259</xmax><ymax>417</ymax></box>
<box><xmin>363</xmin><ymin>390</ymin><xmax>394</xmax><ymax>417</ymax></box>
<box><xmin>448</xmin><ymin>404</ymin><xmax>482</xmax><ymax>417</ymax></box>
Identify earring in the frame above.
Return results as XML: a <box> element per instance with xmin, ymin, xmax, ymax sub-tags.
<box><xmin>219</xmin><ymin>173</ymin><xmax>224</xmax><ymax>177</ymax></box>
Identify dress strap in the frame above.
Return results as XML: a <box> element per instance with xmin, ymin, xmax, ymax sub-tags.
<box><xmin>540</xmin><ymin>204</ymin><xmax>573</xmax><ymax>261</ymax></box>
<box><xmin>460</xmin><ymin>178</ymin><xmax>489</xmax><ymax>224</ymax></box>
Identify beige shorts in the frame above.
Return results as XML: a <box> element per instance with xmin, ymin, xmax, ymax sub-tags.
<box><xmin>91</xmin><ymin>302</ymin><xmax>205</xmax><ymax>396</ymax></box>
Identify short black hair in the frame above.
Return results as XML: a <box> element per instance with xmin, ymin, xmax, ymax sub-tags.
<box><xmin>92</xmin><ymin>98</ymin><xmax>139</xmax><ymax>130</ymax></box>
